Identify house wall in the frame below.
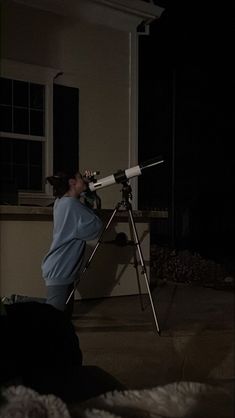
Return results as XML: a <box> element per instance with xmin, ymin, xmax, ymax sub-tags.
<box><xmin>0</xmin><ymin>1</ymin><xmax>163</xmax><ymax>300</ymax></box>
<box><xmin>1</xmin><ymin>0</ymin><xmax>130</xmax><ymax>208</ymax></box>
<box><xmin>0</xmin><ymin>218</ymin><xmax>51</xmax><ymax>299</ymax></box>
<box><xmin>0</xmin><ymin>210</ymin><xmax>150</xmax><ymax>300</ymax></box>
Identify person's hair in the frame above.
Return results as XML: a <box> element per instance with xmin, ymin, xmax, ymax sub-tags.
<box><xmin>46</xmin><ymin>171</ymin><xmax>82</xmax><ymax>198</ymax></box>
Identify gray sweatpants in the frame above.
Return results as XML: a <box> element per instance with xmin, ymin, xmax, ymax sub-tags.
<box><xmin>46</xmin><ymin>283</ymin><xmax>74</xmax><ymax>318</ymax></box>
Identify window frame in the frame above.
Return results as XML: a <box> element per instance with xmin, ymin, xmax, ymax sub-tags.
<box><xmin>0</xmin><ymin>59</ymin><xmax>57</xmax><ymax>206</ymax></box>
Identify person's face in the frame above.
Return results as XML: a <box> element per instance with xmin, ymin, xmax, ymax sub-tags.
<box><xmin>69</xmin><ymin>173</ymin><xmax>87</xmax><ymax>197</ymax></box>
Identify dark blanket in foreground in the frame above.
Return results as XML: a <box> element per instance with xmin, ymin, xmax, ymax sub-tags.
<box><xmin>0</xmin><ymin>302</ymin><xmax>125</xmax><ymax>403</ymax></box>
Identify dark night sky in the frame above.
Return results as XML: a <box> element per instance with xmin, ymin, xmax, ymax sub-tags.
<box><xmin>138</xmin><ymin>2</ymin><xmax>234</xmax><ymax>258</ymax></box>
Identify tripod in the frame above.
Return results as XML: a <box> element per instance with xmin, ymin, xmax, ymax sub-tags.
<box><xmin>66</xmin><ymin>181</ymin><xmax>161</xmax><ymax>334</ymax></box>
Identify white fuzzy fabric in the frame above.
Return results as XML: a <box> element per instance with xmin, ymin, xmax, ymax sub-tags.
<box><xmin>74</xmin><ymin>381</ymin><xmax>233</xmax><ymax>418</ymax></box>
<box><xmin>0</xmin><ymin>381</ymin><xmax>233</xmax><ymax>418</ymax></box>
<box><xmin>0</xmin><ymin>385</ymin><xmax>71</xmax><ymax>418</ymax></box>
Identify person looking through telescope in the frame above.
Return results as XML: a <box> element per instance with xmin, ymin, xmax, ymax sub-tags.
<box><xmin>41</xmin><ymin>169</ymin><xmax>102</xmax><ymax>318</ymax></box>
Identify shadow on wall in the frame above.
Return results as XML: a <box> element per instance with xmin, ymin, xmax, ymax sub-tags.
<box><xmin>75</xmin><ymin>220</ymin><xmax>150</xmax><ymax>304</ymax></box>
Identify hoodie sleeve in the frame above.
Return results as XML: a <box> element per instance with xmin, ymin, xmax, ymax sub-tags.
<box><xmin>75</xmin><ymin>201</ymin><xmax>103</xmax><ymax>241</ymax></box>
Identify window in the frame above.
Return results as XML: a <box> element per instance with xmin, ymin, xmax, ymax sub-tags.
<box><xmin>0</xmin><ymin>61</ymin><xmax>79</xmax><ymax>206</ymax></box>
<box><xmin>0</xmin><ymin>77</ymin><xmax>45</xmax><ymax>193</ymax></box>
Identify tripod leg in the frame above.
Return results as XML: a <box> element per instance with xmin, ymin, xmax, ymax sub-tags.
<box><xmin>127</xmin><ymin>218</ymin><xmax>145</xmax><ymax>311</ymax></box>
<box><xmin>128</xmin><ymin>209</ymin><xmax>161</xmax><ymax>334</ymax></box>
<box><xmin>66</xmin><ymin>207</ymin><xmax>120</xmax><ymax>305</ymax></box>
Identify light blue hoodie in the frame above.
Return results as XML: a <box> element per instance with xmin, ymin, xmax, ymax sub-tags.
<box><xmin>42</xmin><ymin>197</ymin><xmax>102</xmax><ymax>286</ymax></box>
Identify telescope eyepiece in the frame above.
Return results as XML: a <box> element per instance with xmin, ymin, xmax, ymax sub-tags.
<box><xmin>83</xmin><ymin>171</ymin><xmax>100</xmax><ymax>182</ymax></box>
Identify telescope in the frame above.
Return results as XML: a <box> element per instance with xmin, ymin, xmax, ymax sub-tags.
<box><xmin>87</xmin><ymin>155</ymin><xmax>164</xmax><ymax>192</ymax></box>
<box><xmin>68</xmin><ymin>155</ymin><xmax>164</xmax><ymax>333</ymax></box>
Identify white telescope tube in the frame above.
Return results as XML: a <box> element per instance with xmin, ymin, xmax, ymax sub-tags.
<box><xmin>88</xmin><ymin>156</ymin><xmax>164</xmax><ymax>192</ymax></box>
<box><xmin>89</xmin><ymin>175</ymin><xmax>116</xmax><ymax>191</ymax></box>
<box><xmin>125</xmin><ymin>165</ymin><xmax>142</xmax><ymax>178</ymax></box>
<box><xmin>89</xmin><ymin>167</ymin><xmax>141</xmax><ymax>192</ymax></box>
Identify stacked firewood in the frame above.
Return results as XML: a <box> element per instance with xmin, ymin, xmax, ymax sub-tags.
<box><xmin>150</xmin><ymin>245</ymin><xmax>233</xmax><ymax>288</ymax></box>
